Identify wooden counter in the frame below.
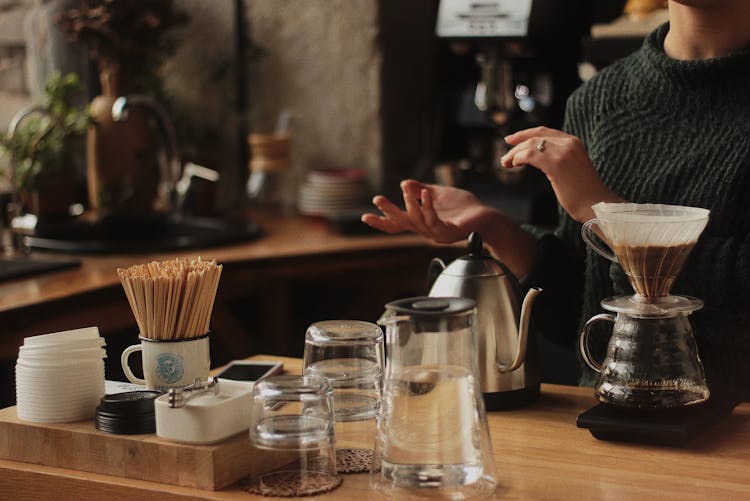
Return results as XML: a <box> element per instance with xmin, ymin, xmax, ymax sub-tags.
<box><xmin>0</xmin><ymin>211</ymin><xmax>456</xmax><ymax>359</ymax></box>
<box><xmin>0</xmin><ymin>212</ymin><xmax>434</xmax><ymax>314</ymax></box>
<box><xmin>0</xmin><ymin>211</ymin><xmax>464</xmax><ymax>408</ymax></box>
<box><xmin>1</xmin><ymin>355</ymin><xmax>748</xmax><ymax>500</ymax></box>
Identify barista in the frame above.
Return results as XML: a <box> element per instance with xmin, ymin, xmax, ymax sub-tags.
<box><xmin>362</xmin><ymin>0</ymin><xmax>750</xmax><ymax>398</ymax></box>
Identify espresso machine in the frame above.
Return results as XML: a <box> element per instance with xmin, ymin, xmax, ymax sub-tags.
<box><xmin>434</xmin><ymin>0</ymin><xmax>592</xmax><ymax>226</ymax></box>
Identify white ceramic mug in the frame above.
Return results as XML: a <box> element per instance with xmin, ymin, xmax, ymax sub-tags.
<box><xmin>121</xmin><ymin>334</ymin><xmax>210</xmax><ymax>391</ymax></box>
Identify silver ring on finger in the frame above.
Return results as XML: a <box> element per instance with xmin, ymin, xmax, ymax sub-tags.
<box><xmin>536</xmin><ymin>138</ymin><xmax>546</xmax><ymax>152</ymax></box>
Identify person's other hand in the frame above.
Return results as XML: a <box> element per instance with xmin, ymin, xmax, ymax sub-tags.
<box><xmin>361</xmin><ymin>180</ymin><xmax>492</xmax><ymax>244</ymax></box>
<box><xmin>501</xmin><ymin>126</ymin><xmax>623</xmax><ymax>222</ymax></box>
<box><xmin>361</xmin><ymin>179</ymin><xmax>538</xmax><ymax>278</ymax></box>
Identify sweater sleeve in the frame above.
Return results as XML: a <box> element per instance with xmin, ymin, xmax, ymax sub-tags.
<box><xmin>521</xmin><ymin>223</ymin><xmax>585</xmax><ymax>349</ymax></box>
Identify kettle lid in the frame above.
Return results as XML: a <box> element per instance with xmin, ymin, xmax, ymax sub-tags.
<box><xmin>441</xmin><ymin>233</ymin><xmax>510</xmax><ymax>278</ymax></box>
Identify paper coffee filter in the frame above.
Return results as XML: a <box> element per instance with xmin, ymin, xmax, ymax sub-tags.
<box><xmin>592</xmin><ymin>202</ymin><xmax>709</xmax><ymax>247</ymax></box>
<box><xmin>18</xmin><ymin>346</ymin><xmax>107</xmax><ymax>361</ymax></box>
<box><xmin>17</xmin><ymin>396</ymin><xmax>101</xmax><ymax>422</ymax></box>
<box><xmin>16</xmin><ymin>354</ymin><xmax>105</xmax><ymax>369</ymax></box>
<box><xmin>16</xmin><ymin>359</ymin><xmax>105</xmax><ymax>423</ymax></box>
<box><xmin>24</xmin><ymin>327</ymin><xmax>101</xmax><ymax>347</ymax></box>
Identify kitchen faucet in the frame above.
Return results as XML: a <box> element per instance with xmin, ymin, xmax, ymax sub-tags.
<box><xmin>2</xmin><ymin>96</ymin><xmax>218</xmax><ymax>256</ymax></box>
<box><xmin>3</xmin><ymin>106</ymin><xmax>47</xmax><ymax>255</ymax></box>
<box><xmin>111</xmin><ymin>96</ymin><xmax>218</xmax><ymax>216</ymax></box>
<box><xmin>111</xmin><ymin>95</ymin><xmax>181</xmax><ymax>212</ymax></box>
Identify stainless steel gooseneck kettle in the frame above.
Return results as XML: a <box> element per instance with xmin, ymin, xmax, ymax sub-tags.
<box><xmin>428</xmin><ymin>232</ymin><xmax>542</xmax><ymax>410</ymax></box>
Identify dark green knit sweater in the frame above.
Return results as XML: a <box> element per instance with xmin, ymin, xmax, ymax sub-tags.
<box><xmin>525</xmin><ymin>23</ymin><xmax>750</xmax><ymax>396</ymax></box>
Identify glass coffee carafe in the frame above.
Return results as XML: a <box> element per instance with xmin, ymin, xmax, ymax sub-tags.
<box><xmin>580</xmin><ymin>203</ymin><xmax>711</xmax><ymax>409</ymax></box>
<box><xmin>372</xmin><ymin>297</ymin><xmax>497</xmax><ymax>500</ymax></box>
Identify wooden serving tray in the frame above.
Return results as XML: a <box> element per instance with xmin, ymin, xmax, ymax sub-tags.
<box><xmin>0</xmin><ymin>406</ymin><xmax>281</xmax><ymax>491</ymax></box>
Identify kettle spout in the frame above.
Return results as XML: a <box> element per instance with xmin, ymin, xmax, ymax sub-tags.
<box><xmin>497</xmin><ymin>287</ymin><xmax>542</xmax><ymax>373</ymax></box>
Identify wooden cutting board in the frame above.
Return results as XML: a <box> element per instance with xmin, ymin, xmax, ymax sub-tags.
<box><xmin>0</xmin><ymin>406</ymin><xmax>287</xmax><ymax>491</ymax></box>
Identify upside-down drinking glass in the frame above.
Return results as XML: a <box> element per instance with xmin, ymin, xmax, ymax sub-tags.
<box><xmin>304</xmin><ymin>320</ymin><xmax>384</xmax><ymax>473</ymax></box>
<box><xmin>247</xmin><ymin>375</ymin><xmax>341</xmax><ymax>497</ymax></box>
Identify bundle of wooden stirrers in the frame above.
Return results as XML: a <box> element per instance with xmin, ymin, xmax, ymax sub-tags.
<box><xmin>117</xmin><ymin>257</ymin><xmax>223</xmax><ymax>340</ymax></box>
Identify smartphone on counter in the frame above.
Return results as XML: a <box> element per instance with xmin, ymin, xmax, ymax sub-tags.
<box><xmin>215</xmin><ymin>360</ymin><xmax>284</xmax><ymax>385</ymax></box>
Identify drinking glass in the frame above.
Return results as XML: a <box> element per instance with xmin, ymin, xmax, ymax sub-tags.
<box><xmin>303</xmin><ymin>320</ymin><xmax>384</xmax><ymax>473</ymax></box>
<box><xmin>247</xmin><ymin>375</ymin><xmax>341</xmax><ymax>496</ymax></box>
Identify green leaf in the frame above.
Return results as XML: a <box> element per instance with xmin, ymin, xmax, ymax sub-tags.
<box><xmin>0</xmin><ymin>72</ymin><xmax>90</xmax><ymax>191</ymax></box>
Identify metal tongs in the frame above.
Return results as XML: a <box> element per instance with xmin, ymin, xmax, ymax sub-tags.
<box><xmin>167</xmin><ymin>376</ymin><xmax>220</xmax><ymax>408</ymax></box>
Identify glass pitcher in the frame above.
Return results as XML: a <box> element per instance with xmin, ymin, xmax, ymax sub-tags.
<box><xmin>580</xmin><ymin>295</ymin><xmax>710</xmax><ymax>409</ymax></box>
<box><xmin>371</xmin><ymin>297</ymin><xmax>496</xmax><ymax>500</ymax></box>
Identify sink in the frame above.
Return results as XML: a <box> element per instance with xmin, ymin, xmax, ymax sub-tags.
<box><xmin>25</xmin><ymin>214</ymin><xmax>262</xmax><ymax>254</ymax></box>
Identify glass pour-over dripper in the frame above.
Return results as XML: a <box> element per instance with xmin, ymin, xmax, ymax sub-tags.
<box><xmin>582</xmin><ymin>202</ymin><xmax>709</xmax><ymax>299</ymax></box>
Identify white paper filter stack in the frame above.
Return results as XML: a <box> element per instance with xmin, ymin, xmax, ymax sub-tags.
<box><xmin>16</xmin><ymin>327</ymin><xmax>106</xmax><ymax>423</ymax></box>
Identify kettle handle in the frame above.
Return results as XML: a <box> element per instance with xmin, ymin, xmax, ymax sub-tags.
<box><xmin>579</xmin><ymin>313</ymin><xmax>616</xmax><ymax>374</ymax></box>
<box><xmin>426</xmin><ymin>257</ymin><xmax>447</xmax><ymax>293</ymax></box>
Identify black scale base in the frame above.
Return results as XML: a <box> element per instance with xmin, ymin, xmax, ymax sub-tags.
<box><xmin>576</xmin><ymin>393</ymin><xmax>741</xmax><ymax>447</ymax></box>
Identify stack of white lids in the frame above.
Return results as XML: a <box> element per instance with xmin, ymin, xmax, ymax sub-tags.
<box><xmin>297</xmin><ymin>168</ymin><xmax>370</xmax><ymax>216</ymax></box>
<box><xmin>16</xmin><ymin>327</ymin><xmax>106</xmax><ymax>423</ymax></box>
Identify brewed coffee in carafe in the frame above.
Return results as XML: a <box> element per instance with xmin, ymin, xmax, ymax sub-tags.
<box><xmin>580</xmin><ymin>203</ymin><xmax>711</xmax><ymax>409</ymax></box>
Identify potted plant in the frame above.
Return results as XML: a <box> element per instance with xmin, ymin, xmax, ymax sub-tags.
<box><xmin>1</xmin><ymin>72</ymin><xmax>89</xmax><ymax>219</ymax></box>
<box><xmin>58</xmin><ymin>0</ymin><xmax>187</xmax><ymax>216</ymax></box>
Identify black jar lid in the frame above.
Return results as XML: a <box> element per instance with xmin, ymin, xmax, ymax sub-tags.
<box><xmin>384</xmin><ymin>296</ymin><xmax>476</xmax><ymax>317</ymax></box>
<box><xmin>95</xmin><ymin>390</ymin><xmax>161</xmax><ymax>435</ymax></box>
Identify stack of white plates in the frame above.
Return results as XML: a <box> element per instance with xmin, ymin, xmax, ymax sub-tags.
<box><xmin>297</xmin><ymin>168</ymin><xmax>370</xmax><ymax>216</ymax></box>
<box><xmin>16</xmin><ymin>327</ymin><xmax>106</xmax><ymax>423</ymax></box>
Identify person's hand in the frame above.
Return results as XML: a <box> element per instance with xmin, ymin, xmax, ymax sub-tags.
<box><xmin>361</xmin><ymin>180</ymin><xmax>490</xmax><ymax>244</ymax></box>
<box><xmin>501</xmin><ymin>126</ymin><xmax>623</xmax><ymax>222</ymax></box>
<box><xmin>361</xmin><ymin>179</ymin><xmax>537</xmax><ymax>278</ymax></box>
